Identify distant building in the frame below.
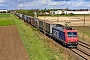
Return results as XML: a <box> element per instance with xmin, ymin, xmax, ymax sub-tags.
<box><xmin>64</xmin><ymin>11</ymin><xmax>90</xmax><ymax>14</ymax></box>
<box><xmin>50</xmin><ymin>10</ymin><xmax>63</xmax><ymax>14</ymax></box>
<box><xmin>50</xmin><ymin>9</ymin><xmax>90</xmax><ymax>14</ymax></box>
<box><xmin>0</xmin><ymin>9</ymin><xmax>7</xmax><ymax>13</ymax></box>
<box><xmin>45</xmin><ymin>12</ymin><xmax>49</xmax><ymax>14</ymax></box>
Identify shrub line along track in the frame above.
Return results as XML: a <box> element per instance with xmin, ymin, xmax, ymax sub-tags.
<box><xmin>69</xmin><ymin>40</ymin><xmax>90</xmax><ymax>60</ymax></box>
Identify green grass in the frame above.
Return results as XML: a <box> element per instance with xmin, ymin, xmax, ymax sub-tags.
<box><xmin>11</xmin><ymin>14</ymin><xmax>66</xmax><ymax>60</ymax></box>
<box><xmin>73</xmin><ymin>26</ymin><xmax>90</xmax><ymax>37</ymax></box>
<box><xmin>73</xmin><ymin>26</ymin><xmax>90</xmax><ymax>43</ymax></box>
<box><xmin>0</xmin><ymin>13</ymin><xmax>10</xmax><ymax>18</ymax></box>
<box><xmin>0</xmin><ymin>20</ymin><xmax>13</xmax><ymax>26</ymax></box>
<box><xmin>0</xmin><ymin>13</ymin><xmax>13</xmax><ymax>26</ymax></box>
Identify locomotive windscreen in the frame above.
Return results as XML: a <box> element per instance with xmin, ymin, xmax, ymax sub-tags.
<box><xmin>68</xmin><ymin>32</ymin><xmax>77</xmax><ymax>38</ymax></box>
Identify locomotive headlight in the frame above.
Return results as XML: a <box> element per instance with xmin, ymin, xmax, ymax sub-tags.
<box><xmin>76</xmin><ymin>42</ymin><xmax>78</xmax><ymax>44</ymax></box>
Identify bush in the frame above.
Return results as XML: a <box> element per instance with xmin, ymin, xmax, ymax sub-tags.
<box><xmin>0</xmin><ymin>11</ymin><xmax>2</xmax><ymax>13</ymax></box>
<box><xmin>68</xmin><ymin>13</ymin><xmax>74</xmax><ymax>16</ymax></box>
<box><xmin>3</xmin><ymin>11</ymin><xmax>6</xmax><ymax>13</ymax></box>
<box><xmin>7</xmin><ymin>10</ymin><xmax>10</xmax><ymax>13</ymax></box>
<box><xmin>60</xmin><ymin>13</ymin><xmax>65</xmax><ymax>15</ymax></box>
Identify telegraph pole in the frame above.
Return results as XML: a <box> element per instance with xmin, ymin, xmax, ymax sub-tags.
<box><xmin>36</xmin><ymin>9</ymin><xmax>38</xmax><ymax>18</ymax></box>
<box><xmin>82</xmin><ymin>13</ymin><xmax>85</xmax><ymax>40</ymax></box>
<box><xmin>44</xmin><ymin>9</ymin><xmax>46</xmax><ymax>35</ymax></box>
<box><xmin>84</xmin><ymin>13</ymin><xmax>85</xmax><ymax>26</ymax></box>
<box><xmin>57</xmin><ymin>10</ymin><xmax>59</xmax><ymax>23</ymax></box>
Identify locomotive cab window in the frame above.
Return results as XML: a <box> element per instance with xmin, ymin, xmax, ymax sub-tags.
<box><xmin>68</xmin><ymin>32</ymin><xmax>77</xmax><ymax>38</ymax></box>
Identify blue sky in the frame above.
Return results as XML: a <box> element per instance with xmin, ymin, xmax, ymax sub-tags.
<box><xmin>0</xmin><ymin>0</ymin><xmax>90</xmax><ymax>10</ymax></box>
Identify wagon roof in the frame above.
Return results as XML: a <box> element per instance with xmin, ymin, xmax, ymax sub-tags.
<box><xmin>53</xmin><ymin>27</ymin><xmax>64</xmax><ymax>31</ymax></box>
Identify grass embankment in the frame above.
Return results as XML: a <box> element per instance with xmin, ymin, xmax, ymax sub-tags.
<box><xmin>11</xmin><ymin>14</ymin><xmax>68</xmax><ymax>60</ymax></box>
<box><xmin>0</xmin><ymin>13</ymin><xmax>13</xmax><ymax>26</ymax></box>
<box><xmin>73</xmin><ymin>26</ymin><xmax>90</xmax><ymax>36</ymax></box>
<box><xmin>73</xmin><ymin>26</ymin><xmax>90</xmax><ymax>43</ymax></box>
<box><xmin>0</xmin><ymin>13</ymin><xmax>10</xmax><ymax>18</ymax></box>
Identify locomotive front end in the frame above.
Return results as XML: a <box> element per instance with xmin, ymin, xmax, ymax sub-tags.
<box><xmin>65</xmin><ymin>30</ymin><xmax>78</xmax><ymax>47</ymax></box>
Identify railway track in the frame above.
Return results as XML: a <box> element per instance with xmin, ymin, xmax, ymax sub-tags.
<box><xmin>78</xmin><ymin>41</ymin><xmax>90</xmax><ymax>49</ymax></box>
<box><xmin>70</xmin><ymin>41</ymin><xmax>90</xmax><ymax>60</ymax></box>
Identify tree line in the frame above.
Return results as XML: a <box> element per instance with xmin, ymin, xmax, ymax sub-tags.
<box><xmin>16</xmin><ymin>8</ymin><xmax>75</xmax><ymax>17</ymax></box>
<box><xmin>16</xmin><ymin>8</ymin><xmax>50</xmax><ymax>17</ymax></box>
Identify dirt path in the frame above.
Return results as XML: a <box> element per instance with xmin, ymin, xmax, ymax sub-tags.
<box><xmin>0</xmin><ymin>26</ymin><xmax>30</xmax><ymax>60</ymax></box>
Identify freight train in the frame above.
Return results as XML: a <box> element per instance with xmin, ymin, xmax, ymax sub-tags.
<box><xmin>15</xmin><ymin>13</ymin><xmax>78</xmax><ymax>47</ymax></box>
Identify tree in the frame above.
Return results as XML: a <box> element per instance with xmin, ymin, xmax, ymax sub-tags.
<box><xmin>69</xmin><ymin>13</ymin><xmax>74</xmax><ymax>16</ymax></box>
<box><xmin>61</xmin><ymin>13</ymin><xmax>65</xmax><ymax>15</ymax></box>
<box><xmin>17</xmin><ymin>9</ymin><xmax>34</xmax><ymax>17</ymax></box>
<box><xmin>27</xmin><ymin>10</ymin><xmax>34</xmax><ymax>17</ymax></box>
<box><xmin>3</xmin><ymin>11</ymin><xmax>6</xmax><ymax>13</ymax></box>
<box><xmin>44</xmin><ymin>8</ymin><xmax>46</xmax><ymax>12</ymax></box>
<box><xmin>7</xmin><ymin>10</ymin><xmax>10</xmax><ymax>13</ymax></box>
<box><xmin>44</xmin><ymin>8</ymin><xmax>46</xmax><ymax>15</ymax></box>
<box><xmin>46</xmin><ymin>9</ymin><xmax>50</xmax><ymax>13</ymax></box>
<box><xmin>36</xmin><ymin>9</ymin><xmax>38</xmax><ymax>17</ymax></box>
<box><xmin>0</xmin><ymin>11</ymin><xmax>2</xmax><ymax>13</ymax></box>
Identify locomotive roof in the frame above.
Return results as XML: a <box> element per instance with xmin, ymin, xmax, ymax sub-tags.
<box><xmin>53</xmin><ymin>26</ymin><xmax>73</xmax><ymax>31</ymax></box>
<box><xmin>53</xmin><ymin>27</ymin><xmax>64</xmax><ymax>31</ymax></box>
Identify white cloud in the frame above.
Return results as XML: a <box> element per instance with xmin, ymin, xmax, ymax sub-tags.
<box><xmin>47</xmin><ymin>0</ymin><xmax>67</xmax><ymax>6</ymax></box>
<box><xmin>88</xmin><ymin>4</ymin><xmax>90</xmax><ymax>7</ymax></box>
<box><xmin>0</xmin><ymin>0</ymin><xmax>5</xmax><ymax>6</ymax></box>
<box><xmin>0</xmin><ymin>0</ymin><xmax>90</xmax><ymax>9</ymax></box>
<box><xmin>76</xmin><ymin>2</ymin><xmax>82</xmax><ymax>6</ymax></box>
<box><xmin>0</xmin><ymin>0</ymin><xmax>5</xmax><ymax>2</ymax></box>
<box><xmin>18</xmin><ymin>4</ymin><xmax>24</xmax><ymax>8</ymax></box>
<box><xmin>48</xmin><ymin>2</ymin><xmax>59</xmax><ymax>6</ymax></box>
<box><xmin>17</xmin><ymin>0</ymin><xmax>80</xmax><ymax>9</ymax></box>
<box><xmin>17</xmin><ymin>0</ymin><xmax>47</xmax><ymax>8</ymax></box>
<box><xmin>0</xmin><ymin>4</ymin><xmax>3</xmax><ymax>6</ymax></box>
<box><xmin>38</xmin><ymin>0</ymin><xmax>47</xmax><ymax>4</ymax></box>
<box><xmin>17</xmin><ymin>0</ymin><xmax>66</xmax><ymax>9</ymax></box>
